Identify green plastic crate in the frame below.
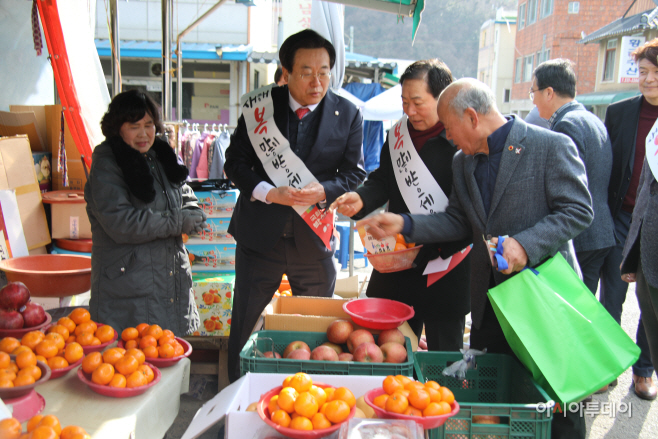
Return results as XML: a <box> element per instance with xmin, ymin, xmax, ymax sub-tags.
<box><xmin>414</xmin><ymin>352</ymin><xmax>554</xmax><ymax>439</ymax></box>
<box><xmin>240</xmin><ymin>330</ymin><xmax>414</xmax><ymax>377</ymax></box>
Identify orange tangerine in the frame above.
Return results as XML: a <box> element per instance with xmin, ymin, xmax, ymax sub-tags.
<box><xmin>57</xmin><ymin>317</ymin><xmax>76</xmax><ymax>334</ymax></box>
<box><xmin>47</xmin><ymin>356</ymin><xmax>69</xmax><ymax>370</ymax></box>
<box><xmin>0</xmin><ymin>417</ymin><xmax>22</xmax><ymax>439</ymax></box>
<box><xmin>115</xmin><ymin>356</ymin><xmax>139</xmax><ymax>376</ymax></box>
<box><xmin>403</xmin><ymin>406</ymin><xmax>423</xmax><ymax>417</ymax></box>
<box><xmin>95</xmin><ymin>325</ymin><xmax>115</xmax><ymax>343</ymax></box>
<box><xmin>385</xmin><ymin>392</ymin><xmax>409</xmax><ymax>414</ymax></box>
<box><xmin>27</xmin><ymin>415</ymin><xmax>44</xmax><ymax>432</ymax></box>
<box><xmin>30</xmin><ymin>425</ymin><xmax>58</xmax><ymax>439</ymax></box>
<box><xmin>439</xmin><ymin>387</ymin><xmax>455</xmax><ymax>404</ymax></box>
<box><xmin>289</xmin><ymin>416</ymin><xmax>313</xmax><ymax>431</ymax></box>
<box><xmin>91</xmin><ymin>363</ymin><xmax>114</xmax><ymax>385</ymax></box>
<box><xmin>81</xmin><ymin>352</ymin><xmax>103</xmax><ymax>374</ymax></box>
<box><xmin>45</xmin><ymin>333</ymin><xmax>65</xmax><ymax>350</ymax></box>
<box><xmin>17</xmin><ymin>365</ymin><xmax>41</xmax><ymax>381</ymax></box>
<box><xmin>173</xmin><ymin>342</ymin><xmax>185</xmax><ymax>357</ymax></box>
<box><xmin>309</xmin><ymin>385</ymin><xmax>327</xmax><ymax>407</ymax></box>
<box><xmin>124</xmin><ymin>339</ymin><xmax>138</xmax><ymax>350</ymax></box>
<box><xmin>126</xmin><ymin>370</ymin><xmax>147</xmax><ymax>388</ymax></box>
<box><xmin>330</xmin><ymin>387</ymin><xmax>356</xmax><ymax>408</ymax></box>
<box><xmin>137</xmin><ymin>364</ymin><xmax>154</xmax><ymax>383</ymax></box>
<box><xmin>60</xmin><ymin>426</ymin><xmax>88</xmax><ymax>439</ymax></box>
<box><xmin>124</xmin><ymin>348</ymin><xmax>146</xmax><ymax>365</ymax></box>
<box><xmin>383</xmin><ymin>375</ymin><xmax>404</xmax><ymax>395</ymax></box>
<box><xmin>426</xmin><ymin>386</ymin><xmax>442</xmax><ymax>403</ymax></box>
<box><xmin>64</xmin><ymin>342</ymin><xmax>84</xmax><ymax>364</ymax></box>
<box><xmin>108</xmin><ymin>373</ymin><xmax>127</xmax><ymax>388</ymax></box>
<box><xmin>16</xmin><ymin>350</ymin><xmax>37</xmax><ymax>369</ymax></box>
<box><xmin>136</xmin><ymin>323</ymin><xmax>149</xmax><ymax>336</ymax></box>
<box><xmin>90</xmin><ymin>337</ymin><xmax>101</xmax><ymax>346</ymax></box>
<box><xmin>37</xmin><ymin>415</ymin><xmax>62</xmax><ymax>436</ymax></box>
<box><xmin>139</xmin><ymin>335</ymin><xmax>157</xmax><ymax>349</ymax></box>
<box><xmin>268</xmin><ymin>395</ymin><xmax>281</xmax><ymax>414</ymax></box>
<box><xmin>289</xmin><ymin>372</ymin><xmax>312</xmax><ymax>393</ymax></box>
<box><xmin>294</xmin><ymin>391</ymin><xmax>319</xmax><ymax>418</ymax></box>
<box><xmin>158</xmin><ymin>344</ymin><xmax>175</xmax><ymax>358</ymax></box>
<box><xmin>159</xmin><ymin>333</ymin><xmax>175</xmax><ymax>347</ymax></box>
<box><xmin>324</xmin><ymin>400</ymin><xmax>351</xmax><ymax>423</ymax></box>
<box><xmin>69</xmin><ymin>308</ymin><xmax>91</xmax><ymax>325</ymax></box>
<box><xmin>311</xmin><ymin>412</ymin><xmax>332</xmax><ymax>429</ymax></box>
<box><xmin>271</xmin><ymin>409</ymin><xmax>291</xmax><ymax>428</ymax></box>
<box><xmin>425</xmin><ymin>380</ymin><xmax>441</xmax><ymax>391</ymax></box>
<box><xmin>0</xmin><ymin>378</ymin><xmax>13</xmax><ymax>388</ymax></box>
<box><xmin>408</xmin><ymin>388</ymin><xmax>431</xmax><ymax>410</ymax></box>
<box><xmin>13</xmin><ymin>374</ymin><xmax>35</xmax><ymax>387</ymax></box>
<box><xmin>75</xmin><ymin>332</ymin><xmax>94</xmax><ymax>347</ymax></box>
<box><xmin>35</xmin><ymin>340</ymin><xmax>58</xmax><ymax>359</ymax></box>
<box><xmin>0</xmin><ymin>351</ymin><xmax>9</xmax><ymax>369</ymax></box>
<box><xmin>21</xmin><ymin>331</ymin><xmax>44</xmax><ymax>350</ymax></box>
<box><xmin>121</xmin><ymin>327</ymin><xmax>139</xmax><ymax>342</ymax></box>
<box><xmin>0</xmin><ymin>337</ymin><xmax>20</xmax><ymax>354</ymax></box>
<box><xmin>373</xmin><ymin>394</ymin><xmax>388</xmax><ymax>409</ymax></box>
<box><xmin>145</xmin><ymin>325</ymin><xmax>163</xmax><ymax>340</ymax></box>
<box><xmin>102</xmin><ymin>348</ymin><xmax>124</xmax><ymax>366</ymax></box>
<box><xmin>142</xmin><ymin>346</ymin><xmax>158</xmax><ymax>359</ymax></box>
<box><xmin>277</xmin><ymin>387</ymin><xmax>299</xmax><ymax>414</ymax></box>
<box><xmin>47</xmin><ymin>324</ymin><xmax>70</xmax><ymax>340</ymax></box>
<box><xmin>74</xmin><ymin>321</ymin><xmax>96</xmax><ymax>337</ymax></box>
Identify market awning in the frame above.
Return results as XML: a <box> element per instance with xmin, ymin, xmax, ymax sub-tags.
<box><xmin>95</xmin><ymin>39</ymin><xmax>252</xmax><ymax>61</ymax></box>
<box><xmin>576</xmin><ymin>90</ymin><xmax>641</xmax><ymax>106</ymax></box>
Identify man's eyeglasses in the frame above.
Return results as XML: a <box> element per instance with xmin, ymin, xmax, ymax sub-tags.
<box><xmin>528</xmin><ymin>86</ymin><xmax>547</xmax><ymax>100</ymax></box>
<box><xmin>298</xmin><ymin>72</ymin><xmax>332</xmax><ymax>81</ymax></box>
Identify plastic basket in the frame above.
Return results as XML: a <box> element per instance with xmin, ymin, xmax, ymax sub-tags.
<box><xmin>414</xmin><ymin>352</ymin><xmax>553</xmax><ymax>439</ymax></box>
<box><xmin>240</xmin><ymin>330</ymin><xmax>414</xmax><ymax>377</ymax></box>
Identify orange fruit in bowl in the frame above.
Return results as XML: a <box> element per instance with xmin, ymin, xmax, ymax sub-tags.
<box><xmin>143</xmin><ymin>346</ymin><xmax>158</xmax><ymax>359</ymax></box>
<box><xmin>404</xmin><ymin>381</ymin><xmax>425</xmax><ymax>392</ymax></box>
<box><xmin>0</xmin><ymin>337</ymin><xmax>20</xmax><ymax>354</ymax></box>
<box><xmin>69</xmin><ymin>308</ymin><xmax>90</xmax><ymax>325</ymax></box>
<box><xmin>102</xmin><ymin>348</ymin><xmax>124</xmax><ymax>366</ymax></box>
<box><xmin>408</xmin><ymin>388</ymin><xmax>431</xmax><ymax>410</ymax></box>
<box><xmin>173</xmin><ymin>342</ymin><xmax>185</xmax><ymax>357</ymax></box>
<box><xmin>108</xmin><ymin>373</ymin><xmax>127</xmax><ymax>388</ymax></box>
<box><xmin>27</xmin><ymin>415</ymin><xmax>44</xmax><ymax>433</ymax></box>
<box><xmin>58</xmin><ymin>317</ymin><xmax>76</xmax><ymax>334</ymax></box>
<box><xmin>16</xmin><ymin>350</ymin><xmax>37</xmax><ymax>369</ymax></box>
<box><xmin>423</xmin><ymin>401</ymin><xmax>443</xmax><ymax>417</ymax></box>
<box><xmin>124</xmin><ymin>348</ymin><xmax>146</xmax><ymax>365</ymax></box>
<box><xmin>75</xmin><ymin>332</ymin><xmax>94</xmax><ymax>347</ymax></box>
<box><xmin>0</xmin><ymin>417</ymin><xmax>22</xmax><ymax>439</ymax></box>
<box><xmin>138</xmin><ymin>364</ymin><xmax>154</xmax><ymax>383</ymax></box>
<box><xmin>126</xmin><ymin>370</ymin><xmax>147</xmax><ymax>388</ymax></box>
<box><xmin>289</xmin><ymin>416</ymin><xmax>313</xmax><ymax>431</ymax></box>
<box><xmin>383</xmin><ymin>375</ymin><xmax>404</xmax><ymax>395</ymax></box>
<box><xmin>91</xmin><ymin>363</ymin><xmax>114</xmax><ymax>385</ymax></box>
<box><xmin>64</xmin><ymin>342</ymin><xmax>84</xmax><ymax>364</ymax></box>
<box><xmin>139</xmin><ymin>335</ymin><xmax>157</xmax><ymax>349</ymax></box>
<box><xmin>21</xmin><ymin>331</ymin><xmax>44</xmax><ymax>351</ymax></box>
<box><xmin>277</xmin><ymin>387</ymin><xmax>298</xmax><ymax>414</ymax></box>
<box><xmin>74</xmin><ymin>321</ymin><xmax>96</xmax><ymax>337</ymax></box>
<box><xmin>294</xmin><ymin>392</ymin><xmax>319</xmax><ymax>418</ymax></box>
<box><xmin>323</xmin><ymin>399</ymin><xmax>351</xmax><ymax>423</ymax></box>
<box><xmin>115</xmin><ymin>356</ymin><xmax>139</xmax><ymax>376</ymax></box>
<box><xmin>0</xmin><ymin>378</ymin><xmax>13</xmax><ymax>388</ymax></box>
<box><xmin>385</xmin><ymin>392</ymin><xmax>409</xmax><ymax>414</ymax></box>
<box><xmin>308</xmin><ymin>385</ymin><xmax>327</xmax><ymax>407</ymax></box>
<box><xmin>403</xmin><ymin>406</ymin><xmax>423</xmax><ymax>417</ymax></box>
<box><xmin>394</xmin><ymin>243</ymin><xmax>407</xmax><ymax>252</ymax></box>
<box><xmin>47</xmin><ymin>324</ymin><xmax>70</xmax><ymax>340</ymax></box>
<box><xmin>311</xmin><ymin>412</ymin><xmax>332</xmax><ymax>429</ymax></box>
<box><xmin>0</xmin><ymin>352</ymin><xmax>9</xmax><ymax>370</ymax></box>
<box><xmin>329</xmin><ymin>387</ymin><xmax>355</xmax><ymax>408</ymax></box>
<box><xmin>13</xmin><ymin>373</ymin><xmax>36</xmax><ymax>387</ymax></box>
<box><xmin>426</xmin><ymin>386</ymin><xmax>441</xmax><ymax>403</ymax></box>
<box><xmin>60</xmin><ymin>426</ymin><xmax>88</xmax><ymax>439</ymax></box>
<box><xmin>282</xmin><ymin>375</ymin><xmax>293</xmax><ymax>388</ymax></box>
<box><xmin>424</xmin><ymin>380</ymin><xmax>441</xmax><ymax>391</ymax></box>
<box><xmin>373</xmin><ymin>393</ymin><xmax>388</xmax><ymax>409</ymax></box>
<box><xmin>289</xmin><ymin>372</ymin><xmax>312</xmax><ymax>393</ymax></box>
<box><xmin>81</xmin><ymin>352</ymin><xmax>103</xmax><ymax>374</ymax></box>
<box><xmin>17</xmin><ymin>364</ymin><xmax>42</xmax><ymax>381</ymax></box>
<box><xmin>124</xmin><ymin>339</ymin><xmax>138</xmax><ymax>350</ymax></box>
<box><xmin>159</xmin><ymin>333</ymin><xmax>175</xmax><ymax>347</ymax></box>
<box><xmin>439</xmin><ymin>387</ymin><xmax>455</xmax><ymax>404</ymax></box>
<box><xmin>96</xmin><ymin>325</ymin><xmax>115</xmax><ymax>343</ymax></box>
<box><xmin>121</xmin><ymin>327</ymin><xmax>139</xmax><ymax>342</ymax></box>
<box><xmin>271</xmin><ymin>409</ymin><xmax>291</xmax><ymax>428</ymax></box>
<box><xmin>146</xmin><ymin>325</ymin><xmax>163</xmax><ymax>340</ymax></box>
<box><xmin>11</xmin><ymin>345</ymin><xmax>31</xmax><ymax>357</ymax></box>
<box><xmin>45</xmin><ymin>333</ymin><xmax>65</xmax><ymax>350</ymax></box>
<box><xmin>158</xmin><ymin>344</ymin><xmax>175</xmax><ymax>358</ymax></box>
<box><xmin>136</xmin><ymin>323</ymin><xmax>149</xmax><ymax>337</ymax></box>
<box><xmin>30</xmin><ymin>425</ymin><xmax>59</xmax><ymax>439</ymax></box>
<box><xmin>47</xmin><ymin>356</ymin><xmax>69</xmax><ymax>370</ymax></box>
<box><xmin>268</xmin><ymin>395</ymin><xmax>280</xmax><ymax>414</ymax></box>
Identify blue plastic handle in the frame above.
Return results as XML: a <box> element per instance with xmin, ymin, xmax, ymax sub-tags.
<box><xmin>495</xmin><ymin>236</ymin><xmax>509</xmax><ymax>271</ymax></box>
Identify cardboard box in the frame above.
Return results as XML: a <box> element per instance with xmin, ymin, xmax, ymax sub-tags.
<box><xmin>186</xmin><ymin>243</ymin><xmax>236</xmax><ymax>272</ymax></box>
<box><xmin>186</xmin><ymin>217</ymin><xmax>234</xmax><ymax>244</ymax></box>
<box><xmin>194</xmin><ymin>189</ymin><xmax>239</xmax><ymax>218</ymax></box>
<box><xmin>334</xmin><ymin>275</ymin><xmax>360</xmax><ymax>299</ymax></box>
<box><xmin>0</xmin><ymin>136</ymin><xmax>51</xmax><ymax>250</ymax></box>
<box><xmin>181</xmin><ymin>372</ymin><xmax>402</xmax><ymax>439</ymax></box>
<box><xmin>0</xmin><ymin>111</ymin><xmax>46</xmax><ymax>151</ymax></box>
<box><xmin>10</xmin><ymin>105</ymin><xmax>87</xmax><ymax>190</ymax></box>
<box><xmin>191</xmin><ymin>272</ymin><xmax>234</xmax><ymax>337</ymax></box>
<box><xmin>263</xmin><ymin>296</ymin><xmax>418</xmax><ymax>351</ymax></box>
<box><xmin>50</xmin><ymin>203</ymin><xmax>91</xmax><ymax>240</ymax></box>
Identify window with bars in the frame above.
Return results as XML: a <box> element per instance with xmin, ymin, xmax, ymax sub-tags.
<box><xmin>524</xmin><ymin>55</ymin><xmax>534</xmax><ymax>82</ymax></box>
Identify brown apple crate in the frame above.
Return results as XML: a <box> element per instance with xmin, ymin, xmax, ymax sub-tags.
<box><xmin>239</xmin><ymin>330</ymin><xmax>414</xmax><ymax>377</ymax></box>
<box><xmin>414</xmin><ymin>351</ymin><xmax>553</xmax><ymax>439</ymax></box>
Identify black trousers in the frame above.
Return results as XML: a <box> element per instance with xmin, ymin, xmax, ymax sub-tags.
<box><xmin>227</xmin><ymin>238</ymin><xmax>336</xmax><ymax>383</ymax></box>
<box><xmin>471</xmin><ymin>300</ymin><xmax>586</xmax><ymax>439</ymax></box>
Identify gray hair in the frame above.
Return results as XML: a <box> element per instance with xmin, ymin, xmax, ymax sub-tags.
<box><xmin>444</xmin><ymin>78</ymin><xmax>498</xmax><ymax>117</ymax></box>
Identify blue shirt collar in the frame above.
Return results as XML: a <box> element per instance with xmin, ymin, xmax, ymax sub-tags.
<box><xmin>482</xmin><ymin>116</ymin><xmax>514</xmax><ymax>157</ymax></box>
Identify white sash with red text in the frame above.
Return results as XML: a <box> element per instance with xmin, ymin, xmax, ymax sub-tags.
<box><xmin>242</xmin><ymin>85</ymin><xmax>333</xmax><ymax>249</ymax></box>
<box><xmin>389</xmin><ymin>115</ymin><xmax>470</xmax><ymax>285</ymax></box>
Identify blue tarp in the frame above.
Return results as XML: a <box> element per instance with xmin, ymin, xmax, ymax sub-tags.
<box><xmin>343</xmin><ymin>83</ymin><xmax>386</xmax><ymax>173</ymax></box>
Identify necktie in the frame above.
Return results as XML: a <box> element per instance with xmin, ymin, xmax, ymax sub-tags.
<box><xmin>296</xmin><ymin>107</ymin><xmax>310</xmax><ymax>120</ymax></box>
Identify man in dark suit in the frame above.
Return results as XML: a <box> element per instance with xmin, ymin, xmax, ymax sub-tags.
<box><xmin>531</xmin><ymin>59</ymin><xmax>615</xmax><ymax>295</ymax></box>
<box><xmin>224</xmin><ymin>29</ymin><xmax>366</xmax><ymax>383</ymax></box>
<box><xmin>358</xmin><ymin>78</ymin><xmax>593</xmax><ymax>438</ymax></box>
<box><xmin>600</xmin><ymin>38</ymin><xmax>658</xmax><ymax>400</ymax></box>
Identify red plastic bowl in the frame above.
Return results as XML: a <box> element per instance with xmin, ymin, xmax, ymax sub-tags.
<box><xmin>81</xmin><ymin>324</ymin><xmax>118</xmax><ymax>355</ymax></box>
<box><xmin>365</xmin><ymin>245</ymin><xmax>423</xmax><ymax>273</ymax></box>
<box><xmin>77</xmin><ymin>362</ymin><xmax>161</xmax><ymax>397</ymax></box>
<box><xmin>0</xmin><ymin>358</ymin><xmax>51</xmax><ymax>399</ymax></box>
<box><xmin>0</xmin><ymin>312</ymin><xmax>52</xmax><ymax>339</ymax></box>
<box><xmin>364</xmin><ymin>388</ymin><xmax>460</xmax><ymax>429</ymax></box>
<box><xmin>117</xmin><ymin>337</ymin><xmax>193</xmax><ymax>368</ymax></box>
<box><xmin>54</xmin><ymin>239</ymin><xmax>93</xmax><ymax>253</ymax></box>
<box><xmin>343</xmin><ymin>298</ymin><xmax>415</xmax><ymax>330</ymax></box>
<box><xmin>49</xmin><ymin>357</ymin><xmax>83</xmax><ymax>379</ymax></box>
<box><xmin>0</xmin><ymin>255</ymin><xmax>91</xmax><ymax>298</ymax></box>
<box><xmin>257</xmin><ymin>383</ymin><xmax>356</xmax><ymax>439</ymax></box>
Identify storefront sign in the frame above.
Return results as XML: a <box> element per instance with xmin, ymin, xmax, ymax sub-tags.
<box><xmin>619</xmin><ymin>36</ymin><xmax>645</xmax><ymax>83</ymax></box>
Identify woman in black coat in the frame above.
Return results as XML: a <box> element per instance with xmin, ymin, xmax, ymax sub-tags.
<box><xmin>333</xmin><ymin>60</ymin><xmax>471</xmax><ymax>351</ymax></box>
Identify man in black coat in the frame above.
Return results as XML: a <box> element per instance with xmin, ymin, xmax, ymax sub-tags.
<box><xmin>224</xmin><ymin>30</ymin><xmax>366</xmax><ymax>383</ymax></box>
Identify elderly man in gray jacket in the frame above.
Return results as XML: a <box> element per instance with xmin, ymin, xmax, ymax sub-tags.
<box><xmin>358</xmin><ymin>78</ymin><xmax>593</xmax><ymax>439</ymax></box>
<box><xmin>531</xmin><ymin>59</ymin><xmax>615</xmax><ymax>295</ymax></box>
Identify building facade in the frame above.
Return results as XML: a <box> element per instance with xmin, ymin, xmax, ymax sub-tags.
<box><xmin>578</xmin><ymin>0</ymin><xmax>658</xmax><ymax>119</ymax></box>
<box><xmin>510</xmin><ymin>0</ymin><xmax>634</xmax><ymax>118</ymax></box>
<box><xmin>477</xmin><ymin>9</ymin><xmax>517</xmax><ymax>114</ymax></box>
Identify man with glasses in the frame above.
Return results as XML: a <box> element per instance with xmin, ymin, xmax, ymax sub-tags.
<box><xmin>224</xmin><ymin>29</ymin><xmax>366</xmax><ymax>383</ymax></box>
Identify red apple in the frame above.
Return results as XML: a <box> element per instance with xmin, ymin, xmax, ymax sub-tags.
<box><xmin>346</xmin><ymin>329</ymin><xmax>375</xmax><ymax>353</ymax></box>
<box><xmin>380</xmin><ymin>342</ymin><xmax>408</xmax><ymax>363</ymax></box>
<box><xmin>21</xmin><ymin>302</ymin><xmax>46</xmax><ymax>328</ymax></box>
<box><xmin>377</xmin><ymin>328</ymin><xmax>406</xmax><ymax>346</ymax></box>
<box><xmin>326</xmin><ymin>319</ymin><xmax>354</xmax><ymax>344</ymax></box>
<box><xmin>311</xmin><ymin>345</ymin><xmax>339</xmax><ymax>361</ymax></box>
<box><xmin>262</xmin><ymin>351</ymin><xmax>281</xmax><ymax>359</ymax></box>
<box><xmin>282</xmin><ymin>341</ymin><xmax>311</xmax><ymax>359</ymax></box>
<box><xmin>286</xmin><ymin>349</ymin><xmax>311</xmax><ymax>360</ymax></box>
<box><xmin>320</xmin><ymin>342</ymin><xmax>343</xmax><ymax>356</ymax></box>
<box><xmin>352</xmin><ymin>342</ymin><xmax>383</xmax><ymax>363</ymax></box>
<box><xmin>338</xmin><ymin>353</ymin><xmax>354</xmax><ymax>361</ymax></box>
<box><xmin>0</xmin><ymin>310</ymin><xmax>24</xmax><ymax>329</ymax></box>
<box><xmin>0</xmin><ymin>282</ymin><xmax>30</xmax><ymax>311</ymax></box>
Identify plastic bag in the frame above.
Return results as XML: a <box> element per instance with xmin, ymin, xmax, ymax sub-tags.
<box><xmin>441</xmin><ymin>348</ymin><xmax>487</xmax><ymax>380</ymax></box>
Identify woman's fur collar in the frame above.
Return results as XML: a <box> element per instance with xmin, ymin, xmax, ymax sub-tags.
<box><xmin>107</xmin><ymin>136</ymin><xmax>188</xmax><ymax>203</ymax></box>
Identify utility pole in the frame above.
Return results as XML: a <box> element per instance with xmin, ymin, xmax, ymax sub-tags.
<box><xmin>349</xmin><ymin>26</ymin><xmax>354</xmax><ymax>53</ymax></box>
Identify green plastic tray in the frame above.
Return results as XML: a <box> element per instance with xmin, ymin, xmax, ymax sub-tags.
<box><xmin>240</xmin><ymin>330</ymin><xmax>414</xmax><ymax>377</ymax></box>
<box><xmin>414</xmin><ymin>351</ymin><xmax>554</xmax><ymax>439</ymax></box>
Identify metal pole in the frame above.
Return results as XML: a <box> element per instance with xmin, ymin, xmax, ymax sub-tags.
<box><xmin>110</xmin><ymin>0</ymin><xmax>121</xmax><ymax>97</ymax></box>
<box><xmin>348</xmin><ymin>219</ymin><xmax>355</xmax><ymax>276</ymax></box>
<box><xmin>162</xmin><ymin>0</ymin><xmax>172</xmax><ymax>120</ymax></box>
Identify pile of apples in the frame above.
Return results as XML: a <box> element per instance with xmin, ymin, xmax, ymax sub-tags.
<box><xmin>265</xmin><ymin>320</ymin><xmax>408</xmax><ymax>364</ymax></box>
<box><xmin>0</xmin><ymin>282</ymin><xmax>46</xmax><ymax>330</ymax></box>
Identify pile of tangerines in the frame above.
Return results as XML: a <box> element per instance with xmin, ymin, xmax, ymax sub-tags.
<box><xmin>81</xmin><ymin>347</ymin><xmax>154</xmax><ymax>389</ymax></box>
<box><xmin>0</xmin><ymin>413</ymin><xmax>89</xmax><ymax>439</ymax></box>
<box><xmin>265</xmin><ymin>372</ymin><xmax>355</xmax><ymax>431</ymax></box>
<box><xmin>119</xmin><ymin>323</ymin><xmax>185</xmax><ymax>359</ymax></box>
<box><xmin>46</xmin><ymin>308</ymin><xmax>116</xmax><ymax>348</ymax></box>
<box><xmin>372</xmin><ymin>375</ymin><xmax>455</xmax><ymax>417</ymax></box>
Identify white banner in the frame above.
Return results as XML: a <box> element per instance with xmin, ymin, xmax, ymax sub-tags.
<box><xmin>619</xmin><ymin>36</ymin><xmax>646</xmax><ymax>84</ymax></box>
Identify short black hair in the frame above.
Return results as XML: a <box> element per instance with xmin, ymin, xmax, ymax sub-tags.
<box><xmin>279</xmin><ymin>29</ymin><xmax>336</xmax><ymax>72</ymax></box>
<box><xmin>399</xmin><ymin>59</ymin><xmax>453</xmax><ymax>98</ymax></box>
<box><xmin>100</xmin><ymin>89</ymin><xmax>164</xmax><ymax>138</ymax></box>
<box><xmin>632</xmin><ymin>38</ymin><xmax>658</xmax><ymax>67</ymax></box>
<box><xmin>533</xmin><ymin>59</ymin><xmax>576</xmax><ymax>99</ymax></box>
<box><xmin>274</xmin><ymin>67</ymin><xmax>283</xmax><ymax>84</ymax></box>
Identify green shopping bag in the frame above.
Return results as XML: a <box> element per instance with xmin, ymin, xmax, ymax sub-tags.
<box><xmin>488</xmin><ymin>253</ymin><xmax>640</xmax><ymax>403</ymax></box>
